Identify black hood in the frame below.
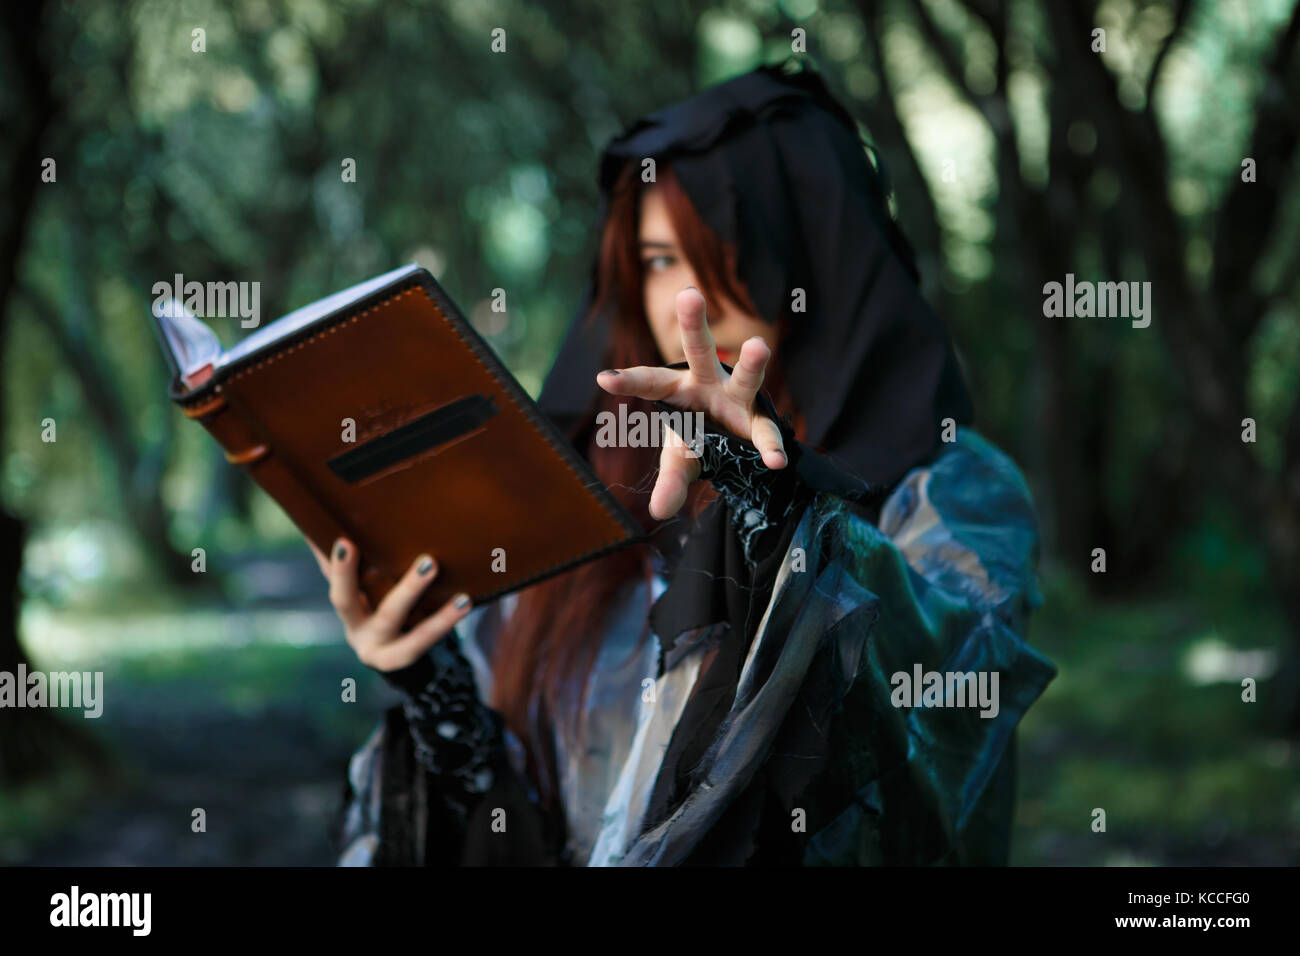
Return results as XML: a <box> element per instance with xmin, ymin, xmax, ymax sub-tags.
<box><xmin>538</xmin><ymin>60</ymin><xmax>973</xmax><ymax>489</ymax></box>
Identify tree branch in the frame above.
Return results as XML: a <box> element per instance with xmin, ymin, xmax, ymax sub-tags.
<box><xmin>904</xmin><ymin>0</ymin><xmax>1012</xmax><ymax>135</ymax></box>
<box><xmin>1144</xmin><ymin>0</ymin><xmax>1193</xmax><ymax>110</ymax></box>
<box><xmin>1209</xmin><ymin>0</ymin><xmax>1300</xmax><ymax>346</ymax></box>
<box><xmin>852</xmin><ymin>0</ymin><xmax>950</xmax><ymax>306</ymax></box>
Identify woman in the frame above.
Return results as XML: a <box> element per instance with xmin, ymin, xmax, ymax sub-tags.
<box><xmin>316</xmin><ymin>62</ymin><xmax>1057</xmax><ymax>866</ymax></box>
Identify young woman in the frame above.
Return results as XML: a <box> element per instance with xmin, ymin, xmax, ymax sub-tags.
<box><xmin>315</xmin><ymin>62</ymin><xmax>1057</xmax><ymax>866</ymax></box>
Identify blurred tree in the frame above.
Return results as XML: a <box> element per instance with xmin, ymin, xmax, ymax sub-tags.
<box><xmin>0</xmin><ymin>0</ymin><xmax>109</xmax><ymax>785</ymax></box>
<box><xmin>843</xmin><ymin>0</ymin><xmax>1300</xmax><ymax>729</ymax></box>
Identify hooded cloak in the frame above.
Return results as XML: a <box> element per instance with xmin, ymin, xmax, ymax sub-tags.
<box><xmin>536</xmin><ymin>65</ymin><xmax>986</xmax><ymax>852</ymax></box>
<box><xmin>537</xmin><ymin>59</ymin><xmax>973</xmax><ymax>489</ymax></box>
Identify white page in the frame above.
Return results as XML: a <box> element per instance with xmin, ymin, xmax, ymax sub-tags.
<box><xmin>153</xmin><ymin>297</ymin><xmax>223</xmax><ymax>381</ymax></box>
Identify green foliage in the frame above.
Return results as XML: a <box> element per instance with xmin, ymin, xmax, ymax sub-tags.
<box><xmin>6</xmin><ymin>0</ymin><xmax>1298</xmax><ymax>590</ymax></box>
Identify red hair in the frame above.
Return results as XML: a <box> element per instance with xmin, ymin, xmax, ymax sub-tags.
<box><xmin>488</xmin><ymin>162</ymin><xmax>804</xmax><ymax>813</ymax></box>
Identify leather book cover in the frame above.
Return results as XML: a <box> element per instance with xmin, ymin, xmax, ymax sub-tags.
<box><xmin>161</xmin><ymin>265</ymin><xmax>643</xmax><ymax>624</ymax></box>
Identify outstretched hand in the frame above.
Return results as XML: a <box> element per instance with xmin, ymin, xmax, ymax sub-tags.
<box><xmin>596</xmin><ymin>287</ymin><xmax>786</xmax><ymax>521</ymax></box>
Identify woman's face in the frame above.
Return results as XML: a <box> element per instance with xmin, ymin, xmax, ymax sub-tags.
<box><xmin>638</xmin><ymin>185</ymin><xmax>773</xmax><ymax>366</ymax></box>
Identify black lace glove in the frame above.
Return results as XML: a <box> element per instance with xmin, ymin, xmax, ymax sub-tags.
<box><xmin>375</xmin><ymin>633</ymin><xmax>502</xmax><ymax>827</ymax></box>
<box><xmin>653</xmin><ymin>363</ymin><xmax>888</xmax><ymax>566</ymax></box>
<box><xmin>652</xmin><ymin>382</ymin><xmax>804</xmax><ymax>566</ymax></box>
<box><xmin>690</xmin><ymin>425</ymin><xmax>803</xmax><ymax>565</ymax></box>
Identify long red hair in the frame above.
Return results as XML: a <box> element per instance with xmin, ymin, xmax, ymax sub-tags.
<box><xmin>488</xmin><ymin>162</ymin><xmax>805</xmax><ymax>813</ymax></box>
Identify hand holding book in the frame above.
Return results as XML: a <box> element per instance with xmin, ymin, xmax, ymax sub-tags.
<box><xmin>305</xmin><ymin>536</ymin><xmax>470</xmax><ymax>673</ymax></box>
<box><xmin>153</xmin><ymin>264</ymin><xmax>643</xmax><ymax>632</ymax></box>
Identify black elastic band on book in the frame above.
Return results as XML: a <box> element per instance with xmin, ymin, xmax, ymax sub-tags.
<box><xmin>326</xmin><ymin>393</ymin><xmax>499</xmax><ymax>483</ymax></box>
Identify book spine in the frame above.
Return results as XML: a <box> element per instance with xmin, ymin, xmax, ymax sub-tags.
<box><xmin>180</xmin><ymin>389</ymin><xmax>347</xmax><ymax>568</ymax></box>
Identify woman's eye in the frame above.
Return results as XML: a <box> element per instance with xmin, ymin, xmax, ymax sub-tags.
<box><xmin>643</xmin><ymin>254</ymin><xmax>676</xmax><ymax>272</ymax></box>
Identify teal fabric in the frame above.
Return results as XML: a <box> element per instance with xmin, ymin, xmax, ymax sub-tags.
<box><xmin>613</xmin><ymin>427</ymin><xmax>1056</xmax><ymax>865</ymax></box>
<box><xmin>799</xmin><ymin>428</ymin><xmax>1056</xmax><ymax>864</ymax></box>
<box><xmin>335</xmin><ymin>426</ymin><xmax>1057</xmax><ymax>866</ymax></box>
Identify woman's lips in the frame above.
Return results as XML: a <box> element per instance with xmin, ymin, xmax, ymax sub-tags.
<box><xmin>717</xmin><ymin>348</ymin><xmax>736</xmax><ymax>364</ymax></box>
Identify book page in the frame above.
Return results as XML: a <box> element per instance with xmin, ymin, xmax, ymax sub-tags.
<box><xmin>153</xmin><ymin>297</ymin><xmax>223</xmax><ymax>385</ymax></box>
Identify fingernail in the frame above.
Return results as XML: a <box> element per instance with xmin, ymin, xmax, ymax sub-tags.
<box><xmin>334</xmin><ymin>540</ymin><xmax>347</xmax><ymax>560</ymax></box>
<box><xmin>416</xmin><ymin>555</ymin><xmax>434</xmax><ymax>575</ymax></box>
<box><xmin>598</xmin><ymin>369</ymin><xmax>620</xmax><ymax>376</ymax></box>
<box><xmin>454</xmin><ymin>593</ymin><xmax>471</xmax><ymax>610</ymax></box>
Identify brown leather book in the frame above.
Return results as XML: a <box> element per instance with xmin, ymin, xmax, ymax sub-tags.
<box><xmin>152</xmin><ymin>264</ymin><xmax>642</xmax><ymax>625</ymax></box>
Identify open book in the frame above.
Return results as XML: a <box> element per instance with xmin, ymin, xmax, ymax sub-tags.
<box><xmin>153</xmin><ymin>264</ymin><xmax>642</xmax><ymax>622</ymax></box>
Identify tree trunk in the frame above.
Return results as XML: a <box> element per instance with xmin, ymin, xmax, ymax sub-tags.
<box><xmin>0</xmin><ymin>0</ymin><xmax>111</xmax><ymax>786</ymax></box>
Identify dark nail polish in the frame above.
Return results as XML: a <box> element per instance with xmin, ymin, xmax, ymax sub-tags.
<box><xmin>598</xmin><ymin>369</ymin><xmax>620</xmax><ymax>376</ymax></box>
<box><xmin>334</xmin><ymin>542</ymin><xmax>347</xmax><ymax>560</ymax></box>
<box><xmin>417</xmin><ymin>556</ymin><xmax>433</xmax><ymax>575</ymax></box>
<box><xmin>454</xmin><ymin>593</ymin><xmax>471</xmax><ymax>610</ymax></box>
